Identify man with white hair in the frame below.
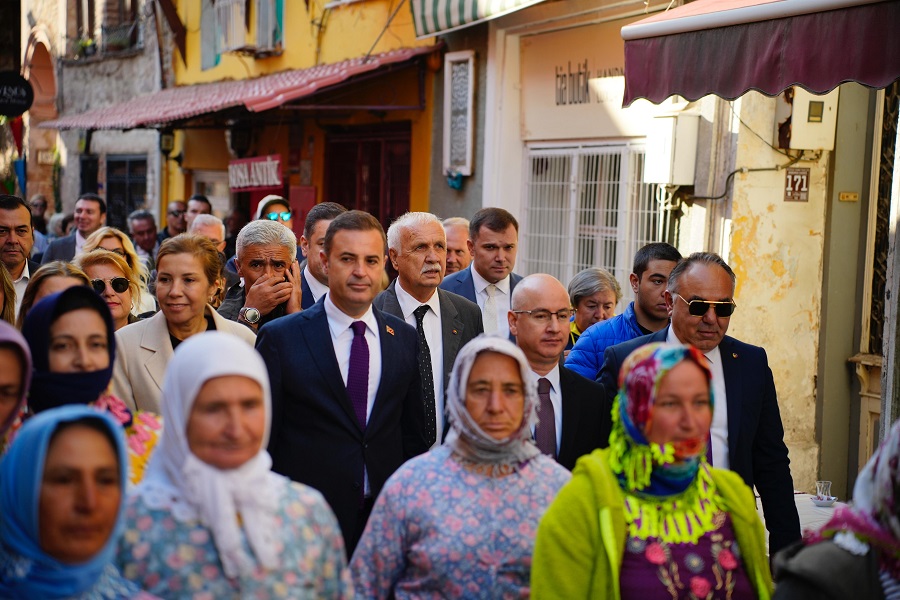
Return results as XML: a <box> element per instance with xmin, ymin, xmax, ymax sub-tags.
<box><xmin>374</xmin><ymin>212</ymin><xmax>483</xmax><ymax>448</ymax></box>
<box><xmin>218</xmin><ymin>219</ymin><xmax>302</xmax><ymax>331</ymax></box>
<box><xmin>189</xmin><ymin>214</ymin><xmax>227</xmax><ymax>253</ymax></box>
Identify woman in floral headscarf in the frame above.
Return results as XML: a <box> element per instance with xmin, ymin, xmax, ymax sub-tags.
<box><xmin>532</xmin><ymin>342</ymin><xmax>772</xmax><ymax>599</ymax></box>
<box><xmin>774</xmin><ymin>418</ymin><xmax>900</xmax><ymax>599</ymax></box>
<box><xmin>350</xmin><ymin>335</ymin><xmax>571</xmax><ymax>598</ymax></box>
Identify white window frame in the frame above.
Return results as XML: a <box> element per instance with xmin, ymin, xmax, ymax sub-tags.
<box><xmin>520</xmin><ymin>140</ymin><xmax>664</xmax><ymax>308</ymax></box>
<box><xmin>443</xmin><ymin>50</ymin><xmax>475</xmax><ymax>176</ymax></box>
<box><xmin>255</xmin><ymin>0</ymin><xmax>281</xmax><ymax>52</ymax></box>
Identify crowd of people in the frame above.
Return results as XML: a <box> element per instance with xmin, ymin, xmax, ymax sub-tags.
<box><xmin>0</xmin><ymin>190</ymin><xmax>898</xmax><ymax>599</ymax></box>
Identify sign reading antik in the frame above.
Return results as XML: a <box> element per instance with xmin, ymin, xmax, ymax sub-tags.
<box><xmin>228</xmin><ymin>155</ymin><xmax>282</xmax><ymax>191</ymax></box>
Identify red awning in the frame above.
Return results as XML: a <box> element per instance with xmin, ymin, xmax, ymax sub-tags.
<box><xmin>622</xmin><ymin>0</ymin><xmax>900</xmax><ymax>106</ymax></box>
<box><xmin>42</xmin><ymin>46</ymin><xmax>437</xmax><ymax>130</ymax></box>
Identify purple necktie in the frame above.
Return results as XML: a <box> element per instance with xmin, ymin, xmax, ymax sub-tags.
<box><xmin>347</xmin><ymin>321</ymin><xmax>369</xmax><ymax>430</ymax></box>
<box><xmin>535</xmin><ymin>377</ymin><xmax>556</xmax><ymax>458</ymax></box>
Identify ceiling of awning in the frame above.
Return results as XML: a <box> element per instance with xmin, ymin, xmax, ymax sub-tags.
<box><xmin>410</xmin><ymin>0</ymin><xmax>545</xmax><ymax>38</ymax></box>
<box><xmin>40</xmin><ymin>46</ymin><xmax>437</xmax><ymax>131</ymax></box>
<box><xmin>621</xmin><ymin>0</ymin><xmax>900</xmax><ymax>106</ymax></box>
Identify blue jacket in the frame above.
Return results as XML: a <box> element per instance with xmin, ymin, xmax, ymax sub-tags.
<box><xmin>564</xmin><ymin>301</ymin><xmax>643</xmax><ymax>380</ymax></box>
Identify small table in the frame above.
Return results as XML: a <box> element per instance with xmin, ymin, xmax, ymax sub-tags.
<box><xmin>756</xmin><ymin>493</ymin><xmax>847</xmax><ymax>551</ymax></box>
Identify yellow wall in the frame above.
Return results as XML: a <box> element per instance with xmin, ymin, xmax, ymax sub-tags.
<box><xmin>174</xmin><ymin>0</ymin><xmax>432</xmax><ymax>85</ymax></box>
<box><xmin>726</xmin><ymin>91</ymin><xmax>829</xmax><ymax>494</ymax></box>
<box><xmin>166</xmin><ymin>0</ymin><xmax>435</xmax><ymax>211</ymax></box>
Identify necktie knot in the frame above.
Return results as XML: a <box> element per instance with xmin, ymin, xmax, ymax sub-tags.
<box><xmin>486</xmin><ymin>284</ymin><xmax>497</xmax><ymax>297</ymax></box>
<box><xmin>413</xmin><ymin>305</ymin><xmax>429</xmax><ymax>324</ymax></box>
<box><xmin>351</xmin><ymin>321</ymin><xmax>366</xmax><ymax>337</ymax></box>
<box><xmin>538</xmin><ymin>377</ymin><xmax>551</xmax><ymax>395</ymax></box>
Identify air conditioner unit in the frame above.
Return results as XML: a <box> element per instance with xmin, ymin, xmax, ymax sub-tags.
<box><xmin>644</xmin><ymin>114</ymin><xmax>699</xmax><ymax>186</ymax></box>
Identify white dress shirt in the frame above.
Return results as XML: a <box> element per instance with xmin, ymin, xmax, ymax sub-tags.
<box><xmin>324</xmin><ymin>294</ymin><xmax>382</xmax><ymax>496</ymax></box>
<box><xmin>12</xmin><ymin>261</ymin><xmax>30</xmax><ymax>318</ymax></box>
<box><xmin>531</xmin><ymin>365</ymin><xmax>563</xmax><ymax>455</ymax></box>
<box><xmin>304</xmin><ymin>267</ymin><xmax>329</xmax><ymax>304</ymax></box>
<box><xmin>394</xmin><ymin>281</ymin><xmax>444</xmax><ymax>448</ymax></box>
<box><xmin>667</xmin><ymin>329</ymin><xmax>729</xmax><ymax>468</ymax></box>
<box><xmin>75</xmin><ymin>230</ymin><xmax>87</xmax><ymax>257</ymax></box>
<box><xmin>470</xmin><ymin>266</ymin><xmax>512</xmax><ymax>339</ymax></box>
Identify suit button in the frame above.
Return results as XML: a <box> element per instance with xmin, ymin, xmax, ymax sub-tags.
<box><xmin>364</xmin><ymin>443</ymin><xmax>368</xmax><ymax>450</ymax></box>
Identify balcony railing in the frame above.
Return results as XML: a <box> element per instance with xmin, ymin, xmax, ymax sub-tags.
<box><xmin>101</xmin><ymin>21</ymin><xmax>140</xmax><ymax>53</ymax></box>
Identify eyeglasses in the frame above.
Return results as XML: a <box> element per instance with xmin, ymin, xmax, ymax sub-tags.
<box><xmin>91</xmin><ymin>277</ymin><xmax>130</xmax><ymax>295</ymax></box>
<box><xmin>169</xmin><ymin>210</ymin><xmax>186</xmax><ymax>217</ymax></box>
<box><xmin>511</xmin><ymin>308</ymin><xmax>574</xmax><ymax>323</ymax></box>
<box><xmin>94</xmin><ymin>247</ymin><xmax>126</xmax><ymax>257</ymax></box>
<box><xmin>264</xmin><ymin>211</ymin><xmax>292</xmax><ymax>222</ymax></box>
<box><xmin>674</xmin><ymin>293</ymin><xmax>736</xmax><ymax>317</ymax></box>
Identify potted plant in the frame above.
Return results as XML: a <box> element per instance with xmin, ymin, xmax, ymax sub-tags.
<box><xmin>76</xmin><ymin>37</ymin><xmax>96</xmax><ymax>58</ymax></box>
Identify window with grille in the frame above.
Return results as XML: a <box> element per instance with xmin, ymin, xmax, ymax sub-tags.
<box><xmin>106</xmin><ymin>156</ymin><xmax>147</xmax><ymax>231</ymax></box>
<box><xmin>255</xmin><ymin>0</ymin><xmax>283</xmax><ymax>53</ymax></box>
<box><xmin>521</xmin><ymin>142</ymin><xmax>663</xmax><ymax>307</ymax></box>
<box><xmin>443</xmin><ymin>51</ymin><xmax>475</xmax><ymax>176</ymax></box>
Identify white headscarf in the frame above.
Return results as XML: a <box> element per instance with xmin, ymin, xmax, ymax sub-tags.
<box><xmin>139</xmin><ymin>331</ymin><xmax>280</xmax><ymax>578</ymax></box>
<box><xmin>444</xmin><ymin>334</ymin><xmax>541</xmax><ymax>474</ymax></box>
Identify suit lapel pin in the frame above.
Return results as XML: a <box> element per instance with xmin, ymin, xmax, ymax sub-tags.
<box><xmin>386</xmin><ymin>326</ymin><xmax>395</xmax><ymax>336</ymax></box>
<box><xmin>732</xmin><ymin>353</ymin><xmax>738</xmax><ymax>359</ymax></box>
<box><xmin>452</xmin><ymin>329</ymin><xmax>458</xmax><ymax>335</ymax></box>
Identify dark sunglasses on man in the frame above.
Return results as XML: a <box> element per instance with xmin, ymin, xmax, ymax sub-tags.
<box><xmin>91</xmin><ymin>277</ymin><xmax>130</xmax><ymax>295</ymax></box>
<box><xmin>674</xmin><ymin>293</ymin><xmax>737</xmax><ymax>317</ymax></box>
<box><xmin>169</xmin><ymin>209</ymin><xmax>186</xmax><ymax>217</ymax></box>
<box><xmin>264</xmin><ymin>211</ymin><xmax>292</xmax><ymax>222</ymax></box>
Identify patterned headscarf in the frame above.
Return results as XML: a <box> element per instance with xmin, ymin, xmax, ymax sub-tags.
<box><xmin>809</xmin><ymin>418</ymin><xmax>900</xmax><ymax>579</ymax></box>
<box><xmin>609</xmin><ymin>342</ymin><xmax>713</xmax><ymax>497</ymax></box>
<box><xmin>445</xmin><ymin>335</ymin><xmax>541</xmax><ymax>475</ymax></box>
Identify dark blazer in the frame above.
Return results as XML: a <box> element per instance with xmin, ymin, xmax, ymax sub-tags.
<box><xmin>41</xmin><ymin>234</ymin><xmax>76</xmax><ymax>264</ymax></box>
<box><xmin>26</xmin><ymin>259</ymin><xmax>41</xmax><ymax>277</ymax></box>
<box><xmin>597</xmin><ymin>327</ymin><xmax>801</xmax><ymax>554</ymax></box>
<box><xmin>373</xmin><ymin>280</ymin><xmax>484</xmax><ymax>396</ymax></box>
<box><xmin>439</xmin><ymin>265</ymin><xmax>523</xmax><ymax>304</ymax></box>
<box><xmin>300</xmin><ymin>267</ymin><xmax>315</xmax><ymax>309</ymax></box>
<box><xmin>255</xmin><ymin>300</ymin><xmax>428</xmax><ymax>553</ymax></box>
<box><xmin>556</xmin><ymin>366</ymin><xmax>611</xmax><ymax>471</ymax></box>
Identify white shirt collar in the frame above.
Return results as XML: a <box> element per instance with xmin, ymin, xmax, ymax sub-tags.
<box><xmin>13</xmin><ymin>260</ymin><xmax>30</xmax><ymax>284</ymax></box>
<box><xmin>666</xmin><ymin>327</ymin><xmax>722</xmax><ymax>363</ymax></box>
<box><xmin>324</xmin><ymin>292</ymin><xmax>378</xmax><ymax>337</ymax></box>
<box><xmin>394</xmin><ymin>280</ymin><xmax>440</xmax><ymax>320</ymax></box>
<box><xmin>304</xmin><ymin>267</ymin><xmax>330</xmax><ymax>303</ymax></box>
<box><xmin>470</xmin><ymin>265</ymin><xmax>511</xmax><ymax>296</ymax></box>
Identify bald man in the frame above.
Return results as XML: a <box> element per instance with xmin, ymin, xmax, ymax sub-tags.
<box><xmin>509</xmin><ymin>274</ymin><xmax>611</xmax><ymax>470</ymax></box>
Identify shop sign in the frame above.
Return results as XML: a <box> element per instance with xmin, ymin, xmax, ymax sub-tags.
<box><xmin>0</xmin><ymin>72</ymin><xmax>34</xmax><ymax>118</ymax></box>
<box><xmin>520</xmin><ymin>18</ymin><xmax>664</xmax><ymax>141</ymax></box>
<box><xmin>228</xmin><ymin>154</ymin><xmax>282</xmax><ymax>191</ymax></box>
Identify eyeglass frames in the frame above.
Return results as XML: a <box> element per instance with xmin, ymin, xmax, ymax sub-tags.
<box><xmin>91</xmin><ymin>277</ymin><xmax>130</xmax><ymax>295</ymax></box>
<box><xmin>168</xmin><ymin>209</ymin><xmax>186</xmax><ymax>217</ymax></box>
<box><xmin>264</xmin><ymin>211</ymin><xmax>292</xmax><ymax>222</ymax></box>
<box><xmin>511</xmin><ymin>308</ymin><xmax>574</xmax><ymax>323</ymax></box>
<box><xmin>673</xmin><ymin>293</ymin><xmax>736</xmax><ymax>317</ymax></box>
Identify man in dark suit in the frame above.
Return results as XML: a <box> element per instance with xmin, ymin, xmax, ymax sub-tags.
<box><xmin>298</xmin><ymin>201</ymin><xmax>347</xmax><ymax>309</ymax></box>
<box><xmin>256</xmin><ymin>210</ymin><xmax>428</xmax><ymax>556</ymax></box>
<box><xmin>375</xmin><ymin>212</ymin><xmax>483</xmax><ymax>448</ymax></box>
<box><xmin>440</xmin><ymin>207</ymin><xmax>523</xmax><ymax>340</ymax></box>
<box><xmin>0</xmin><ymin>195</ymin><xmax>41</xmax><ymax>317</ymax></box>
<box><xmin>597</xmin><ymin>252</ymin><xmax>801</xmax><ymax>554</ymax></box>
<box><xmin>509</xmin><ymin>274</ymin><xmax>610</xmax><ymax>470</ymax></box>
<box><xmin>42</xmin><ymin>193</ymin><xmax>106</xmax><ymax>264</ymax></box>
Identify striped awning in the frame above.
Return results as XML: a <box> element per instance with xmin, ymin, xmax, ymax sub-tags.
<box><xmin>411</xmin><ymin>0</ymin><xmax>546</xmax><ymax>38</ymax></box>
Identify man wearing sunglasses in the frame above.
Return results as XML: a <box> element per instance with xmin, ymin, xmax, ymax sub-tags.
<box><xmin>597</xmin><ymin>252</ymin><xmax>801</xmax><ymax>556</ymax></box>
<box><xmin>157</xmin><ymin>200</ymin><xmax>187</xmax><ymax>243</ymax></box>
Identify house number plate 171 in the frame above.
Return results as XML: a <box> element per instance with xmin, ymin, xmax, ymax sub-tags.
<box><xmin>784</xmin><ymin>167</ymin><xmax>810</xmax><ymax>202</ymax></box>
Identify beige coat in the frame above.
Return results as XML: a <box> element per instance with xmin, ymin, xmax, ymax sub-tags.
<box><xmin>112</xmin><ymin>308</ymin><xmax>256</xmax><ymax>414</ymax></box>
